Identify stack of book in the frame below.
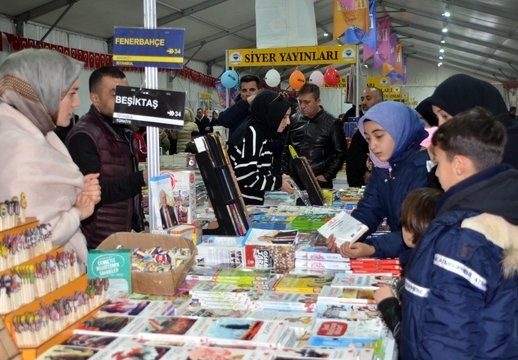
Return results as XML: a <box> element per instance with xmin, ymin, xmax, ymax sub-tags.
<box><xmin>254</xmin><ymin>291</ymin><xmax>319</xmax><ymax>313</ymax></box>
<box><xmin>271</xmin><ymin>274</ymin><xmax>335</xmax><ymax>294</ymax></box>
<box><xmin>189</xmin><ymin>281</ymin><xmax>261</xmax><ymax>311</ymax></box>
<box><xmin>250</xmin><ymin>214</ymin><xmax>294</xmax><ymax>230</ymax></box>
<box><xmin>243</xmin><ymin>229</ymin><xmax>299</xmax><ymax>272</ymax></box>
<box><xmin>349</xmin><ymin>258</ymin><xmax>402</xmax><ymax>276</ymax></box>
<box><xmin>294</xmin><ymin>232</ymin><xmax>352</xmax><ymax>271</ymax></box>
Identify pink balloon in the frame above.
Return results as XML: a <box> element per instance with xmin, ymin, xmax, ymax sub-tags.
<box><xmin>309</xmin><ymin>71</ymin><xmax>325</xmax><ymax>87</ymax></box>
<box><xmin>324</xmin><ymin>67</ymin><xmax>341</xmax><ymax>86</ymax></box>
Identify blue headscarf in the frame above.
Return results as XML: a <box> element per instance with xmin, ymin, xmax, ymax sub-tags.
<box><xmin>358</xmin><ymin>101</ymin><xmax>427</xmax><ymax>169</ymax></box>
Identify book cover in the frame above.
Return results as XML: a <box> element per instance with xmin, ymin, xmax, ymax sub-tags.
<box><xmin>247</xmin><ymin>310</ymin><xmax>314</xmax><ymax>338</ymax></box>
<box><xmin>256</xmin><ymin>291</ymin><xmax>319</xmax><ymax>312</ymax></box>
<box><xmin>275</xmin><ymin>347</ymin><xmax>376</xmax><ymax>360</ymax></box>
<box><xmin>97</xmin><ymin>299</ymin><xmax>177</xmax><ymax>318</ymax></box>
<box><xmin>272</xmin><ymin>275</ymin><xmax>335</xmax><ymax>294</ymax></box>
<box><xmin>61</xmin><ymin>334</ymin><xmax>121</xmax><ymax>350</ymax></box>
<box><xmin>179</xmin><ymin>306</ymin><xmax>249</xmax><ymax>318</ymax></box>
<box><xmin>295</xmin><ymin>243</ymin><xmax>350</xmax><ymax>262</ymax></box>
<box><xmin>196</xmin><ymin>243</ymin><xmax>244</xmax><ymax>267</ymax></box>
<box><xmin>160</xmin><ymin>170</ymin><xmax>197</xmax><ymax>224</ymax></box>
<box><xmin>138</xmin><ymin>316</ymin><xmax>216</xmax><ymax>342</ymax></box>
<box><xmin>245</xmin><ymin>229</ymin><xmax>298</xmax><ymax>246</ymax></box>
<box><xmin>316</xmin><ymin>304</ymin><xmax>380</xmax><ymax>320</ymax></box>
<box><xmin>201</xmin><ymin>235</ymin><xmax>246</xmax><ymax>245</ymax></box>
<box><xmin>244</xmin><ymin>244</ymin><xmax>296</xmax><ymax>272</ymax></box>
<box><xmin>307</xmin><ymin>319</ymin><xmax>383</xmax><ymax>349</ymax></box>
<box><xmin>87</xmin><ymin>249</ymin><xmax>131</xmax><ymax>299</ymax></box>
<box><xmin>317</xmin><ymin>211</ymin><xmax>369</xmax><ymax>247</ymax></box>
<box><xmin>74</xmin><ymin>316</ymin><xmax>148</xmax><ymax>338</ymax></box>
<box><xmin>99</xmin><ymin>338</ymin><xmax>178</xmax><ymax>360</ymax></box>
<box><xmin>203</xmin><ymin>318</ymin><xmax>287</xmax><ymax>347</ymax></box>
<box><xmin>330</xmin><ymin>273</ymin><xmax>392</xmax><ymax>290</ymax></box>
<box><xmin>36</xmin><ymin>345</ymin><xmax>106</xmax><ymax>359</ymax></box>
<box><xmin>317</xmin><ymin>286</ymin><xmax>377</xmax><ymax>304</ymax></box>
<box><xmin>294</xmin><ymin>259</ymin><xmax>351</xmax><ymax>270</ymax></box>
<box><xmin>172</xmin><ymin>346</ymin><xmax>275</xmax><ymax>360</ymax></box>
<box><xmin>149</xmin><ymin>174</ymin><xmax>179</xmax><ymax>230</ymax></box>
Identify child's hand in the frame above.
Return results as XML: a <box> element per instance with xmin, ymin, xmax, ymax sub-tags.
<box><xmin>339</xmin><ymin>242</ymin><xmax>375</xmax><ymax>258</ymax></box>
<box><xmin>373</xmin><ymin>284</ymin><xmax>395</xmax><ymax>303</ymax></box>
<box><xmin>326</xmin><ymin>234</ymin><xmax>339</xmax><ymax>253</ymax></box>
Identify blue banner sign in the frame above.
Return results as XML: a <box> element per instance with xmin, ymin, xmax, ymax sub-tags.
<box><xmin>113</xmin><ymin>27</ymin><xmax>185</xmax><ymax>68</ymax></box>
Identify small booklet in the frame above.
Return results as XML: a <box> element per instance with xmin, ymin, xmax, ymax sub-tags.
<box><xmin>317</xmin><ymin>211</ymin><xmax>369</xmax><ymax>247</ymax></box>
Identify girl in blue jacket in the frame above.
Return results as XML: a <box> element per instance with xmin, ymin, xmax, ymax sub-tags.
<box><xmin>328</xmin><ymin>101</ymin><xmax>429</xmax><ymax>259</ymax></box>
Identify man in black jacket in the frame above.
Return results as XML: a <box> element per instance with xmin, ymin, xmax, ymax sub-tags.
<box><xmin>282</xmin><ymin>83</ymin><xmax>347</xmax><ymax>189</ymax></box>
<box><xmin>195</xmin><ymin>108</ymin><xmax>211</xmax><ymax>135</ymax></box>
<box><xmin>346</xmin><ymin>87</ymin><xmax>383</xmax><ymax>187</ymax></box>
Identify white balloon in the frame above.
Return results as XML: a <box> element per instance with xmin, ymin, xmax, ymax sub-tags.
<box><xmin>265</xmin><ymin>69</ymin><xmax>281</xmax><ymax>87</ymax></box>
<box><xmin>309</xmin><ymin>70</ymin><xmax>325</xmax><ymax>87</ymax></box>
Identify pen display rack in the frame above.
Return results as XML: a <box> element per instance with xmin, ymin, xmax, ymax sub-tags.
<box><xmin>195</xmin><ymin>134</ymin><xmax>250</xmax><ymax>236</ymax></box>
<box><xmin>0</xmin><ymin>219</ymin><xmax>104</xmax><ymax>359</ymax></box>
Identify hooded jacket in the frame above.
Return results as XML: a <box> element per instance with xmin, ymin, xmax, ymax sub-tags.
<box><xmin>351</xmin><ymin>102</ymin><xmax>429</xmax><ymax>258</ymax></box>
<box><xmin>401</xmin><ymin>164</ymin><xmax>518</xmax><ymax>359</ymax></box>
<box><xmin>174</xmin><ymin>107</ymin><xmax>199</xmax><ymax>152</ymax></box>
<box><xmin>228</xmin><ymin>90</ymin><xmax>291</xmax><ymax>205</ymax></box>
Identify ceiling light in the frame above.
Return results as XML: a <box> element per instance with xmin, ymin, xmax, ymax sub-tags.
<box><xmin>364</xmin><ymin>64</ymin><xmax>369</xmax><ymax>68</ymax></box>
<box><xmin>442</xmin><ymin>27</ymin><xmax>448</xmax><ymax>33</ymax></box>
<box><xmin>324</xmin><ymin>32</ymin><xmax>329</xmax><ymax>37</ymax></box>
<box><xmin>442</xmin><ymin>12</ymin><xmax>451</xmax><ymax>17</ymax></box>
<box><xmin>439</xmin><ymin>48</ymin><xmax>445</xmax><ymax>53</ymax></box>
<box><xmin>439</xmin><ymin>56</ymin><xmax>443</xmax><ymax>60</ymax></box>
<box><xmin>440</xmin><ymin>39</ymin><xmax>446</xmax><ymax>44</ymax></box>
<box><xmin>438</xmin><ymin>62</ymin><xmax>443</xmax><ymax>67</ymax></box>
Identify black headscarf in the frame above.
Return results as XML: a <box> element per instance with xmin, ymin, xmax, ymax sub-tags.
<box><xmin>415</xmin><ymin>97</ymin><xmax>438</xmax><ymax>127</ymax></box>
<box><xmin>227</xmin><ymin>90</ymin><xmax>291</xmax><ymax>146</ymax></box>
<box><xmin>429</xmin><ymin>74</ymin><xmax>514</xmax><ymax>127</ymax></box>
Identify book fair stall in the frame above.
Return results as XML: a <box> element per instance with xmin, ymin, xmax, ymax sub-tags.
<box><xmin>0</xmin><ymin>2</ymin><xmax>397</xmax><ymax>360</ymax></box>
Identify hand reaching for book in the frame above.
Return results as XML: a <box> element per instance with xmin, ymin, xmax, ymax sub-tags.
<box><xmin>339</xmin><ymin>242</ymin><xmax>376</xmax><ymax>259</ymax></box>
<box><xmin>74</xmin><ymin>192</ymin><xmax>95</xmax><ymax>221</ymax></box>
<box><xmin>325</xmin><ymin>234</ymin><xmax>339</xmax><ymax>253</ymax></box>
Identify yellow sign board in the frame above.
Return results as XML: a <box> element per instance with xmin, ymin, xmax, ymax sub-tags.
<box><xmin>366</xmin><ymin>77</ymin><xmax>404</xmax><ymax>100</ymax></box>
<box><xmin>227</xmin><ymin>45</ymin><xmax>357</xmax><ymax>67</ymax></box>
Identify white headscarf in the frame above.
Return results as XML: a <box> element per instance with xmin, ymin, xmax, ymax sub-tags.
<box><xmin>0</xmin><ymin>49</ymin><xmax>83</xmax><ymax>134</ymax></box>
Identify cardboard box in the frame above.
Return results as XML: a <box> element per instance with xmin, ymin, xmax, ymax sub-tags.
<box><xmin>96</xmin><ymin>232</ymin><xmax>197</xmax><ymax>296</ymax></box>
<box><xmin>0</xmin><ymin>318</ymin><xmax>22</xmax><ymax>360</ymax></box>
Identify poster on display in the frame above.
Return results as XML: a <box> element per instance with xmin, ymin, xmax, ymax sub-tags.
<box><xmin>199</xmin><ymin>92</ymin><xmax>213</xmax><ymax>113</ymax></box>
<box><xmin>112</xmin><ymin>27</ymin><xmax>185</xmax><ymax>68</ymax></box>
<box><xmin>113</xmin><ymin>86</ymin><xmax>186</xmax><ymax>129</ymax></box>
<box><xmin>366</xmin><ymin>77</ymin><xmax>403</xmax><ymax>101</ymax></box>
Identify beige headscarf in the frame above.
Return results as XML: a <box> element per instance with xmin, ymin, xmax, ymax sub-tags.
<box><xmin>0</xmin><ymin>49</ymin><xmax>83</xmax><ymax>134</ymax></box>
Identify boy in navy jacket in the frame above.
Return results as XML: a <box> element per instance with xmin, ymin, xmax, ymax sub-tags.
<box><xmin>401</xmin><ymin>107</ymin><xmax>518</xmax><ymax>359</ymax></box>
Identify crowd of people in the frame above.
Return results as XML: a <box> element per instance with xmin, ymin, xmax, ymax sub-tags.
<box><xmin>0</xmin><ymin>48</ymin><xmax>517</xmax><ymax>358</ymax></box>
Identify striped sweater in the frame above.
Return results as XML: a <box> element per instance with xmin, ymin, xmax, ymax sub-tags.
<box><xmin>228</xmin><ymin>125</ymin><xmax>282</xmax><ymax>205</ymax></box>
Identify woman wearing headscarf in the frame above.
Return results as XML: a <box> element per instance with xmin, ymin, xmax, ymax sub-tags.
<box><xmin>227</xmin><ymin>90</ymin><xmax>294</xmax><ymax>205</ymax></box>
<box><xmin>327</xmin><ymin>102</ymin><xmax>429</xmax><ymax>260</ymax></box>
<box><xmin>427</xmin><ymin>74</ymin><xmax>518</xmax><ymax>171</ymax></box>
<box><xmin>0</xmin><ymin>49</ymin><xmax>101</xmax><ymax>264</ymax></box>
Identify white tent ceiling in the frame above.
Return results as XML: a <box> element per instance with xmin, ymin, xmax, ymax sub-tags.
<box><xmin>1</xmin><ymin>0</ymin><xmax>518</xmax><ymax>82</ymax></box>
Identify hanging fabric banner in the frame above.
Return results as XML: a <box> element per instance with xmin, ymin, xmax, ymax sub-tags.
<box><xmin>343</xmin><ymin>0</ymin><xmax>376</xmax><ymax>57</ymax></box>
<box><xmin>333</xmin><ymin>0</ymin><xmax>370</xmax><ymax>39</ymax></box>
<box><xmin>363</xmin><ymin>15</ymin><xmax>390</xmax><ymax>61</ymax></box>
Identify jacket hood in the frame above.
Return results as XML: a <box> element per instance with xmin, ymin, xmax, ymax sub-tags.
<box><xmin>184</xmin><ymin>108</ymin><xmax>195</xmax><ymax>123</ymax></box>
<box><xmin>429</xmin><ymin>74</ymin><xmax>514</xmax><ymax>127</ymax></box>
<box><xmin>461</xmin><ymin>214</ymin><xmax>518</xmax><ymax>278</ymax></box>
<box><xmin>436</xmin><ymin>164</ymin><xmax>518</xmax><ymax>277</ymax></box>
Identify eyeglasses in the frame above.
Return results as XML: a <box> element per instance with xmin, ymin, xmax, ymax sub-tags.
<box><xmin>268</xmin><ymin>91</ymin><xmax>289</xmax><ymax>105</ymax></box>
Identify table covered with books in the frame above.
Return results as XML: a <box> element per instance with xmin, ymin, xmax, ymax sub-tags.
<box><xmin>34</xmin><ymin>198</ymin><xmax>400</xmax><ymax>360</ymax></box>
